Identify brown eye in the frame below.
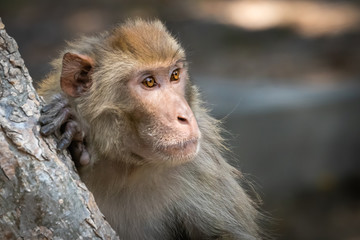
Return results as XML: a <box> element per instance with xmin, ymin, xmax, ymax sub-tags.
<box><xmin>171</xmin><ymin>69</ymin><xmax>180</xmax><ymax>81</ymax></box>
<box><xmin>142</xmin><ymin>77</ymin><xmax>157</xmax><ymax>88</ymax></box>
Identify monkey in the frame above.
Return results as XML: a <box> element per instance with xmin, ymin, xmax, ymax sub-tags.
<box><xmin>38</xmin><ymin>19</ymin><xmax>260</xmax><ymax>239</ymax></box>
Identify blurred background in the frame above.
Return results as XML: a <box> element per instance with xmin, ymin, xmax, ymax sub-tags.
<box><xmin>1</xmin><ymin>0</ymin><xmax>360</xmax><ymax>239</ymax></box>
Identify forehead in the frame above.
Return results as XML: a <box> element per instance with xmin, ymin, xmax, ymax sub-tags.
<box><xmin>107</xmin><ymin>20</ymin><xmax>185</xmax><ymax>65</ymax></box>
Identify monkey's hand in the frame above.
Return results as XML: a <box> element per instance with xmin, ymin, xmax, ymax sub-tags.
<box><xmin>39</xmin><ymin>94</ymin><xmax>90</xmax><ymax>167</ymax></box>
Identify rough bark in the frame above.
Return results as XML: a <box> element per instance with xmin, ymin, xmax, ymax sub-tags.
<box><xmin>0</xmin><ymin>18</ymin><xmax>119</xmax><ymax>240</ymax></box>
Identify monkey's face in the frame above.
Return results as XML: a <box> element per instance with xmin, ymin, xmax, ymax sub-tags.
<box><xmin>59</xmin><ymin>20</ymin><xmax>201</xmax><ymax>164</ymax></box>
<box><xmin>125</xmin><ymin>61</ymin><xmax>200</xmax><ymax>163</ymax></box>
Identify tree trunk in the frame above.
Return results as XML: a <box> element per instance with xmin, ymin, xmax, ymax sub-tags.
<box><xmin>0</xmin><ymin>18</ymin><xmax>119</xmax><ymax>240</ymax></box>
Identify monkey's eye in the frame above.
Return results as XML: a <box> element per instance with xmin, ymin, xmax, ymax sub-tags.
<box><xmin>171</xmin><ymin>69</ymin><xmax>180</xmax><ymax>82</ymax></box>
<box><xmin>142</xmin><ymin>77</ymin><xmax>157</xmax><ymax>88</ymax></box>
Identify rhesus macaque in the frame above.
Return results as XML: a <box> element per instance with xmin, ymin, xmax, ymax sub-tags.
<box><xmin>38</xmin><ymin>19</ymin><xmax>260</xmax><ymax>239</ymax></box>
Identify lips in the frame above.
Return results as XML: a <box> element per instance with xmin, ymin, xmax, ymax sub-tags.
<box><xmin>158</xmin><ymin>137</ymin><xmax>199</xmax><ymax>155</ymax></box>
<box><xmin>168</xmin><ymin>137</ymin><xmax>198</xmax><ymax>149</ymax></box>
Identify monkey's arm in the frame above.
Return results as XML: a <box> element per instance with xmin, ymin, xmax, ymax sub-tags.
<box><xmin>39</xmin><ymin>94</ymin><xmax>90</xmax><ymax>166</ymax></box>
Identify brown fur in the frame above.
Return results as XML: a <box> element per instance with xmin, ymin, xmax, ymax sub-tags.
<box><xmin>38</xmin><ymin>19</ymin><xmax>260</xmax><ymax>239</ymax></box>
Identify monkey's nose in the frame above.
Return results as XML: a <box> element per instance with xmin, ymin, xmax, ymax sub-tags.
<box><xmin>177</xmin><ymin>116</ymin><xmax>189</xmax><ymax>124</ymax></box>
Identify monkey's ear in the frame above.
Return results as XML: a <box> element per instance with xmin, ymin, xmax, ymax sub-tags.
<box><xmin>60</xmin><ymin>52</ymin><xmax>94</xmax><ymax>98</ymax></box>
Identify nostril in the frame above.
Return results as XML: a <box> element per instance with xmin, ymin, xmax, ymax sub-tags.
<box><xmin>177</xmin><ymin>116</ymin><xmax>188</xmax><ymax>123</ymax></box>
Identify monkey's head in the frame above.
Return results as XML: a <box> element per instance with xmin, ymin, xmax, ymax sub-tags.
<box><xmin>59</xmin><ymin>19</ymin><xmax>201</xmax><ymax>165</ymax></box>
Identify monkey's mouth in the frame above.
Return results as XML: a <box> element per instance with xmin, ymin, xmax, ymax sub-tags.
<box><xmin>157</xmin><ymin>137</ymin><xmax>199</xmax><ymax>156</ymax></box>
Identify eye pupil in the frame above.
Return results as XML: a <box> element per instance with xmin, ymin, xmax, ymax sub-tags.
<box><xmin>171</xmin><ymin>70</ymin><xmax>180</xmax><ymax>81</ymax></box>
<box><xmin>142</xmin><ymin>77</ymin><xmax>156</xmax><ymax>88</ymax></box>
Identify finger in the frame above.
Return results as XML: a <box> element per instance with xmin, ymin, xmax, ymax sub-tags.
<box><xmin>40</xmin><ymin>123</ymin><xmax>56</xmax><ymax>136</ymax></box>
<box><xmin>57</xmin><ymin>130</ymin><xmax>75</xmax><ymax>150</ymax></box>
<box><xmin>41</xmin><ymin>94</ymin><xmax>69</xmax><ymax>114</ymax></box>
<box><xmin>57</xmin><ymin>121</ymin><xmax>81</xmax><ymax>150</ymax></box>
<box><xmin>39</xmin><ymin>114</ymin><xmax>54</xmax><ymax>126</ymax></box>
<box><xmin>39</xmin><ymin>108</ymin><xmax>69</xmax><ymax>125</ymax></box>
<box><xmin>40</xmin><ymin>108</ymin><xmax>71</xmax><ymax>136</ymax></box>
<box><xmin>65</xmin><ymin>120</ymin><xmax>84</xmax><ymax>142</ymax></box>
<box><xmin>40</xmin><ymin>101</ymin><xmax>58</xmax><ymax>114</ymax></box>
<box><xmin>53</xmin><ymin>108</ymin><xmax>71</xmax><ymax>129</ymax></box>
